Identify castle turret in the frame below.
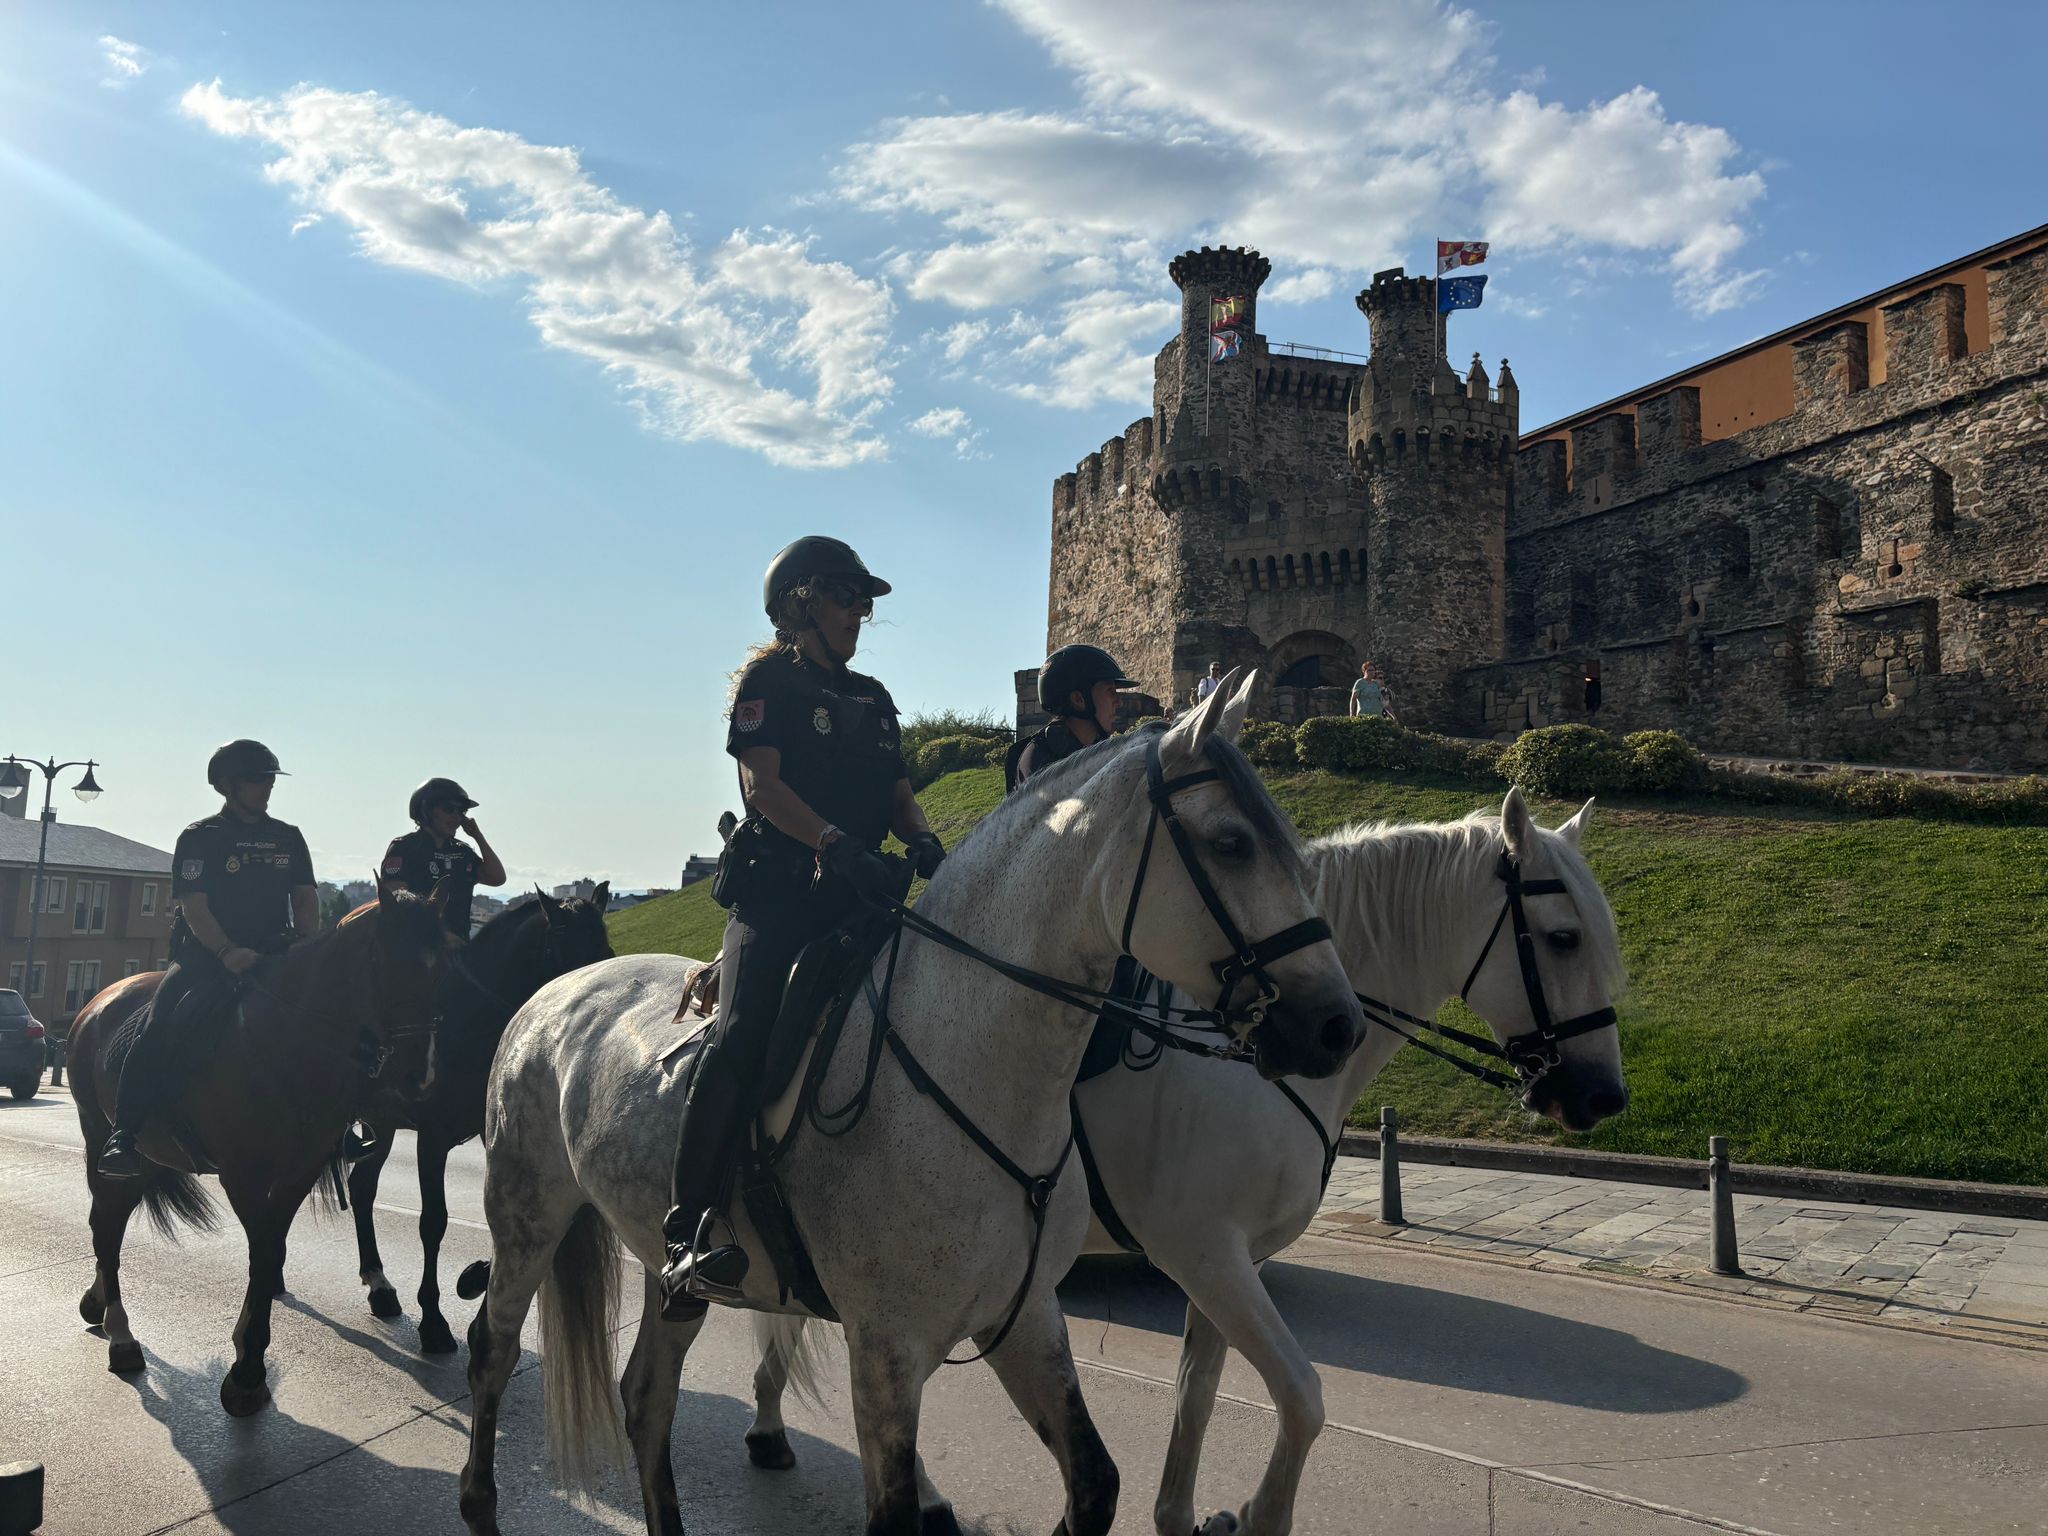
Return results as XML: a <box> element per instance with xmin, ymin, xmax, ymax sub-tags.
<box><xmin>1348</xmin><ymin>267</ymin><xmax>1518</xmax><ymax>729</ymax></box>
<box><xmin>1160</xmin><ymin>247</ymin><xmax>1272</xmax><ymax>459</ymax></box>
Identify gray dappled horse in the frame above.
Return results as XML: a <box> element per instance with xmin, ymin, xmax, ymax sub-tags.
<box><xmin>753</xmin><ymin>788</ymin><xmax>1629</xmax><ymax>1536</ymax></box>
<box><xmin>456</xmin><ymin>671</ymin><xmax>1365</xmax><ymax>1536</ymax></box>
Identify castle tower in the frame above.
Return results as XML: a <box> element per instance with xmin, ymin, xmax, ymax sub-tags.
<box><xmin>1160</xmin><ymin>247</ymin><xmax>1272</xmax><ymax>459</ymax></box>
<box><xmin>1349</xmin><ymin>268</ymin><xmax>1517</xmax><ymax>729</ymax></box>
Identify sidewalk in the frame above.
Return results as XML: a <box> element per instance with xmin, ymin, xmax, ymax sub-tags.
<box><xmin>1313</xmin><ymin>1156</ymin><xmax>2048</xmax><ymax>1346</ymax></box>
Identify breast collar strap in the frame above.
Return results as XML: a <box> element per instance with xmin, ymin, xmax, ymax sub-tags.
<box><xmin>1118</xmin><ymin>732</ymin><xmax>1331</xmax><ymax>1031</ymax></box>
<box><xmin>1457</xmin><ymin>850</ymin><xmax>1618</xmax><ymax>1081</ymax></box>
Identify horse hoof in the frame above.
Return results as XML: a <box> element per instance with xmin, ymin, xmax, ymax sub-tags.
<box><xmin>368</xmin><ymin>1287</ymin><xmax>404</xmax><ymax>1320</ymax></box>
<box><xmin>79</xmin><ymin>1290</ymin><xmax>106</xmax><ymax>1327</ymax></box>
<box><xmin>1196</xmin><ymin>1514</ymin><xmax>1243</xmax><ymax>1536</ymax></box>
<box><xmin>919</xmin><ymin>1505</ymin><xmax>963</xmax><ymax>1536</ymax></box>
<box><xmin>455</xmin><ymin>1259</ymin><xmax>491</xmax><ymax>1301</ymax></box>
<box><xmin>107</xmin><ymin>1340</ymin><xmax>144</xmax><ymax>1376</ymax></box>
<box><xmin>745</xmin><ymin>1429</ymin><xmax>796</xmax><ymax>1471</ymax></box>
<box><xmin>219</xmin><ymin>1372</ymin><xmax>271</xmax><ymax>1417</ymax></box>
<box><xmin>418</xmin><ymin>1316</ymin><xmax>459</xmax><ymax>1355</ymax></box>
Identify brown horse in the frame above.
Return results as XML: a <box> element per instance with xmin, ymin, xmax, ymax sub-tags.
<box><xmin>349</xmin><ymin>886</ymin><xmax>614</xmax><ymax>1354</ymax></box>
<box><xmin>67</xmin><ymin>878</ymin><xmax>458</xmax><ymax>1415</ymax></box>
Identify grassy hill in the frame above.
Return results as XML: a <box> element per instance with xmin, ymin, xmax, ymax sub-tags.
<box><xmin>611</xmin><ymin>765</ymin><xmax>2048</xmax><ymax>1184</ymax></box>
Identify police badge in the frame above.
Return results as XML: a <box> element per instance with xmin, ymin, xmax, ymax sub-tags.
<box><xmin>813</xmin><ymin>706</ymin><xmax>832</xmax><ymax>734</ymax></box>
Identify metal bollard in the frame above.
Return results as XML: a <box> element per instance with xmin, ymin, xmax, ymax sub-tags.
<box><xmin>1378</xmin><ymin>1105</ymin><xmax>1405</xmax><ymax>1226</ymax></box>
<box><xmin>1708</xmin><ymin>1135</ymin><xmax>1743</xmax><ymax>1276</ymax></box>
<box><xmin>0</xmin><ymin>1459</ymin><xmax>44</xmax><ymax>1536</ymax></box>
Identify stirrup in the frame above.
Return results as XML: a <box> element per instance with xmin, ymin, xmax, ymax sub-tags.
<box><xmin>96</xmin><ymin>1132</ymin><xmax>147</xmax><ymax>1181</ymax></box>
<box><xmin>660</xmin><ymin>1208</ymin><xmax>749</xmax><ymax>1312</ymax></box>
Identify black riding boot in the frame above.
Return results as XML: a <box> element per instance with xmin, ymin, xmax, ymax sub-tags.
<box><xmin>98</xmin><ymin>961</ymin><xmax>205</xmax><ymax>1180</ymax></box>
<box><xmin>658</xmin><ymin>1065</ymin><xmax>752</xmax><ymax>1318</ymax></box>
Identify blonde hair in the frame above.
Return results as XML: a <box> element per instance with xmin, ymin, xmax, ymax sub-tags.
<box><xmin>724</xmin><ymin>581</ymin><xmax>870</xmax><ymax>711</ymax></box>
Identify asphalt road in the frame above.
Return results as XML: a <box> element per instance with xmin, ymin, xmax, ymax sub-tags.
<box><xmin>4</xmin><ymin>1083</ymin><xmax>2046</xmax><ymax>1535</ymax></box>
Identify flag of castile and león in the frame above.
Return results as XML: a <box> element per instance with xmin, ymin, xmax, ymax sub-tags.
<box><xmin>1437</xmin><ymin>240</ymin><xmax>1489</xmax><ymax>275</ymax></box>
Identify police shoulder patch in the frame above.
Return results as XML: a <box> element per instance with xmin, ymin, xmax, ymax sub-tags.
<box><xmin>180</xmin><ymin>858</ymin><xmax>203</xmax><ymax>881</ymax></box>
<box><xmin>735</xmin><ymin>699</ymin><xmax>766</xmax><ymax>732</ymax></box>
<box><xmin>382</xmin><ymin>855</ymin><xmax>405</xmax><ymax>875</ymax></box>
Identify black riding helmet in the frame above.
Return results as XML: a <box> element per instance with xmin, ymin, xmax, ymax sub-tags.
<box><xmin>763</xmin><ymin>536</ymin><xmax>892</xmax><ymax>620</ymax></box>
<box><xmin>1037</xmin><ymin>644</ymin><xmax>1139</xmax><ymax>718</ymax></box>
<box><xmin>206</xmin><ymin>739</ymin><xmax>286</xmax><ymax>793</ymax></box>
<box><xmin>409</xmin><ymin>777</ymin><xmax>479</xmax><ymax>826</ymax></box>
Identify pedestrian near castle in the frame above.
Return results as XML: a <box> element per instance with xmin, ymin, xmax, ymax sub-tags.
<box><xmin>1195</xmin><ymin>661</ymin><xmax>1223</xmax><ymax>703</ymax></box>
<box><xmin>1350</xmin><ymin>660</ymin><xmax>1399</xmax><ymax>724</ymax></box>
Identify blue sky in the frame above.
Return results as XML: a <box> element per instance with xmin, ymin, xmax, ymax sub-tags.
<box><xmin>7</xmin><ymin>1</ymin><xmax>2046</xmax><ymax>891</ymax></box>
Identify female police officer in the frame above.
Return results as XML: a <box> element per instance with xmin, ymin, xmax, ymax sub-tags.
<box><xmin>1004</xmin><ymin>643</ymin><xmax>1140</xmax><ymax>790</ymax></box>
<box><xmin>661</xmin><ymin>535</ymin><xmax>945</xmax><ymax>1312</ymax></box>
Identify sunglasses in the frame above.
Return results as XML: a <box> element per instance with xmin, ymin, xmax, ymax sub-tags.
<box><xmin>432</xmin><ymin>803</ymin><xmax>467</xmax><ymax>818</ymax></box>
<box><xmin>815</xmin><ymin>581</ymin><xmax>874</xmax><ymax>615</ymax></box>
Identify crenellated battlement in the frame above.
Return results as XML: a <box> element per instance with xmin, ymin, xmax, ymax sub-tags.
<box><xmin>1051</xmin><ymin>416</ymin><xmax>1160</xmax><ymax>516</ymax></box>
<box><xmin>1512</xmin><ymin>244</ymin><xmax>2048</xmax><ymax>533</ymax></box>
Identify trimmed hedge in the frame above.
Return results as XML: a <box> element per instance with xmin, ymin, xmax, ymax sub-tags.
<box><xmin>1496</xmin><ymin>724</ymin><xmax>1632</xmax><ymax>797</ymax></box>
<box><xmin>911</xmin><ymin>732</ymin><xmax>1009</xmax><ymax>789</ymax></box>
<box><xmin>1235</xmin><ymin>715</ymin><xmax>2048</xmax><ymax>827</ymax></box>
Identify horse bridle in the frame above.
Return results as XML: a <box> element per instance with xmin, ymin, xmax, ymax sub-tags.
<box><xmin>1118</xmin><ymin>730</ymin><xmax>1333</xmax><ymax>1032</ymax></box>
<box><xmin>1354</xmin><ymin>847</ymin><xmax>1618</xmax><ymax>1092</ymax></box>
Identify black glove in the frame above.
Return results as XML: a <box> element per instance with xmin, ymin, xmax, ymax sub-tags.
<box><xmin>905</xmin><ymin>832</ymin><xmax>947</xmax><ymax>880</ymax></box>
<box><xmin>823</xmin><ymin>836</ymin><xmax>900</xmax><ymax>904</ymax></box>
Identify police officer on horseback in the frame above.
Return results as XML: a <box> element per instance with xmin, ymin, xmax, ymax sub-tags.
<box><xmin>98</xmin><ymin>740</ymin><xmax>319</xmax><ymax>1180</ymax></box>
<box><xmin>660</xmin><ymin>536</ymin><xmax>944</xmax><ymax>1314</ymax></box>
<box><xmin>383</xmin><ymin>777</ymin><xmax>507</xmax><ymax>937</ymax></box>
<box><xmin>1004</xmin><ymin>643</ymin><xmax>1141</xmax><ymax>790</ymax></box>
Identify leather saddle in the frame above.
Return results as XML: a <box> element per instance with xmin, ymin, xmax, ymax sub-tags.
<box><xmin>1076</xmin><ymin>955</ymin><xmax>1170</xmax><ymax>1083</ymax></box>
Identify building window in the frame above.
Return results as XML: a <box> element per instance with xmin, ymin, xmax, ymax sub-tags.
<box><xmin>73</xmin><ymin>880</ymin><xmax>110</xmax><ymax>935</ymax></box>
<box><xmin>34</xmin><ymin>875</ymin><xmax>66</xmax><ymax>914</ymax></box>
<box><xmin>141</xmin><ymin>882</ymin><xmax>158</xmax><ymax>918</ymax></box>
<box><xmin>1319</xmin><ymin>551</ymin><xmax>1333</xmax><ymax>584</ymax></box>
<box><xmin>8</xmin><ymin>961</ymin><xmax>46</xmax><ymax>999</ymax></box>
<box><xmin>63</xmin><ymin>960</ymin><xmax>101</xmax><ymax>1014</ymax></box>
<box><xmin>124</xmin><ymin>959</ymin><xmax>143</xmax><ymax>978</ymax></box>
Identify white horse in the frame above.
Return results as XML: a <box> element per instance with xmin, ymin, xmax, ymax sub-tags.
<box><xmin>456</xmin><ymin>671</ymin><xmax>1367</xmax><ymax>1536</ymax></box>
<box><xmin>750</xmin><ymin>787</ymin><xmax>1629</xmax><ymax>1536</ymax></box>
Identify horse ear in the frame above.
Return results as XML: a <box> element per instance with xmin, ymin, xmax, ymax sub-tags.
<box><xmin>534</xmin><ymin>887</ymin><xmax>563</xmax><ymax>926</ymax></box>
<box><xmin>375</xmin><ymin>870</ymin><xmax>394</xmax><ymax>907</ymax></box>
<box><xmin>589</xmin><ymin>881</ymin><xmax>610</xmax><ymax>911</ymax></box>
<box><xmin>1501</xmin><ymin>786</ymin><xmax>1535</xmax><ymax>858</ymax></box>
<box><xmin>426</xmin><ymin>876</ymin><xmax>454</xmax><ymax>919</ymax></box>
<box><xmin>1162</xmin><ymin>664</ymin><xmax>1244</xmax><ymax>769</ymax></box>
<box><xmin>1214</xmin><ymin>668</ymin><xmax>1258</xmax><ymax>744</ymax></box>
<box><xmin>1557</xmin><ymin>798</ymin><xmax>1595</xmax><ymax>848</ymax></box>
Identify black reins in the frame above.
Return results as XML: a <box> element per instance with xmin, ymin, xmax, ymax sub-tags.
<box><xmin>1351</xmin><ymin>849</ymin><xmax>1618</xmax><ymax>1091</ymax></box>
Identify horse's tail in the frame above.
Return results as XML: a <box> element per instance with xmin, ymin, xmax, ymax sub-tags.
<box><xmin>539</xmin><ymin>1203</ymin><xmax>625</xmax><ymax>1489</ymax></box>
<box><xmin>753</xmin><ymin>1314</ymin><xmax>831</xmax><ymax>1410</ymax></box>
<box><xmin>139</xmin><ymin>1168</ymin><xmax>220</xmax><ymax>1242</ymax></box>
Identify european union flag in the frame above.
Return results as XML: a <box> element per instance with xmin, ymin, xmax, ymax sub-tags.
<box><xmin>1438</xmin><ymin>275</ymin><xmax>1487</xmax><ymax>314</ymax></box>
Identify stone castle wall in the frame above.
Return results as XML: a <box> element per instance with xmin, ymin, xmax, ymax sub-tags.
<box><xmin>1475</xmin><ymin>247</ymin><xmax>2048</xmax><ymax>770</ymax></box>
<box><xmin>1039</xmin><ymin>242</ymin><xmax>2048</xmax><ymax>771</ymax></box>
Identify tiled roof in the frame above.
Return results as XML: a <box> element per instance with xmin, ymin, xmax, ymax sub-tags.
<box><xmin>0</xmin><ymin>817</ymin><xmax>173</xmax><ymax>875</ymax></box>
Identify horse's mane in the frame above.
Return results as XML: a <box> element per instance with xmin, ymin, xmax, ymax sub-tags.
<box><xmin>964</xmin><ymin>723</ymin><xmax>1301</xmax><ymax>874</ymax></box>
<box><xmin>1307</xmin><ymin>812</ymin><xmax>1626</xmax><ymax>993</ymax></box>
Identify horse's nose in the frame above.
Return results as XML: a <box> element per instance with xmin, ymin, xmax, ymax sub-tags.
<box><xmin>1587</xmin><ymin>1085</ymin><xmax>1630</xmax><ymax>1120</ymax></box>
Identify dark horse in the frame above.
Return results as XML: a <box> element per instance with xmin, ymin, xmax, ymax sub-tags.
<box><xmin>350</xmin><ymin>886</ymin><xmax>613</xmax><ymax>1353</ymax></box>
<box><xmin>68</xmin><ymin>879</ymin><xmax>457</xmax><ymax>1414</ymax></box>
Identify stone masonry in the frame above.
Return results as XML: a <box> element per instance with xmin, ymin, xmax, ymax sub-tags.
<box><xmin>1035</xmin><ymin>238</ymin><xmax>2048</xmax><ymax>770</ymax></box>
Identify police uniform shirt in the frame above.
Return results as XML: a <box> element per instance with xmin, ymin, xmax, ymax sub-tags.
<box><xmin>382</xmin><ymin>830</ymin><xmax>482</xmax><ymax>933</ymax></box>
<box><xmin>1011</xmin><ymin>719</ymin><xmax>1084</xmax><ymax>790</ymax></box>
<box><xmin>171</xmin><ymin>813</ymin><xmax>315</xmax><ymax>948</ymax></box>
<box><xmin>728</xmin><ymin>652</ymin><xmax>907</xmax><ymax>851</ymax></box>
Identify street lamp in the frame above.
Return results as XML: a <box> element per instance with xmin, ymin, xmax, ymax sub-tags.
<box><xmin>2</xmin><ymin>755</ymin><xmax>105</xmax><ymax>1013</ymax></box>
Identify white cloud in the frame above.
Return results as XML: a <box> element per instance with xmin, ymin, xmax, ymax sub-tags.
<box><xmin>181</xmin><ymin>81</ymin><xmax>894</xmax><ymax>468</ymax></box>
<box><xmin>842</xmin><ymin>0</ymin><xmax>1767</xmax><ymax>403</ymax></box>
<box><xmin>906</xmin><ymin>405</ymin><xmax>986</xmax><ymax>459</ymax></box>
<box><xmin>99</xmin><ymin>35</ymin><xmax>150</xmax><ymax>88</ymax></box>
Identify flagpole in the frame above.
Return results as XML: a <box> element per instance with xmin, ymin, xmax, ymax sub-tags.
<box><xmin>1205</xmin><ymin>302</ymin><xmax>1213</xmax><ymax>435</ymax></box>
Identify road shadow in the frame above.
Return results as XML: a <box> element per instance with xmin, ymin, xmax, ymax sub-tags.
<box><xmin>1058</xmin><ymin>1255</ymin><xmax>1747</xmax><ymax>1413</ymax></box>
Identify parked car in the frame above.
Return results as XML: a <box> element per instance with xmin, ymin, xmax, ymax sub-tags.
<box><xmin>0</xmin><ymin>989</ymin><xmax>47</xmax><ymax>1100</ymax></box>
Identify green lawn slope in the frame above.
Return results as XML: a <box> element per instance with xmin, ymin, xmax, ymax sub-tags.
<box><xmin>611</xmin><ymin>764</ymin><xmax>2048</xmax><ymax>1184</ymax></box>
